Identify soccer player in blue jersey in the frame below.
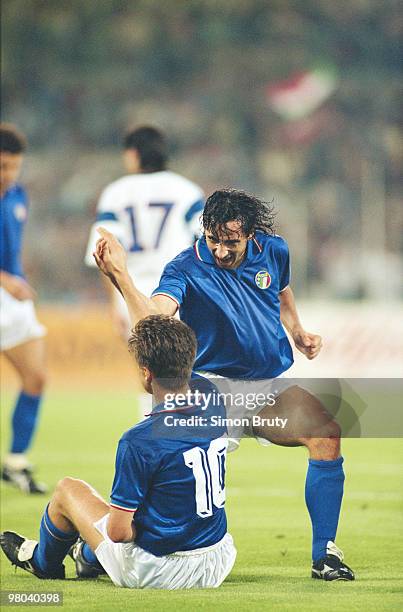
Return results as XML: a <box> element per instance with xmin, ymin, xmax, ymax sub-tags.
<box><xmin>92</xmin><ymin>189</ymin><xmax>355</xmax><ymax>581</ymax></box>
<box><xmin>0</xmin><ymin>124</ymin><xmax>47</xmax><ymax>494</ymax></box>
<box><xmin>0</xmin><ymin>316</ymin><xmax>236</xmax><ymax>589</ymax></box>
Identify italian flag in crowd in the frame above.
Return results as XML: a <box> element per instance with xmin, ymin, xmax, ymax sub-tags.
<box><xmin>266</xmin><ymin>67</ymin><xmax>338</xmax><ymax>120</ymax></box>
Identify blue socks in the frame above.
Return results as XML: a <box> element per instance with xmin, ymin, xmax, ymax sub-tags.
<box><xmin>82</xmin><ymin>542</ymin><xmax>103</xmax><ymax>570</ymax></box>
<box><xmin>33</xmin><ymin>505</ymin><xmax>78</xmax><ymax>573</ymax></box>
<box><xmin>10</xmin><ymin>391</ymin><xmax>42</xmax><ymax>453</ymax></box>
<box><xmin>305</xmin><ymin>456</ymin><xmax>345</xmax><ymax>562</ymax></box>
<box><xmin>32</xmin><ymin>506</ymin><xmax>102</xmax><ymax>574</ymax></box>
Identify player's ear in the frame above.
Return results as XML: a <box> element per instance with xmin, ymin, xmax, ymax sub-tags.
<box><xmin>138</xmin><ymin>366</ymin><xmax>153</xmax><ymax>394</ymax></box>
<box><xmin>141</xmin><ymin>366</ymin><xmax>152</xmax><ymax>383</ymax></box>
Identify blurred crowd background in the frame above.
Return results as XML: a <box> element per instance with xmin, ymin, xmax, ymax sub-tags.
<box><xmin>2</xmin><ymin>0</ymin><xmax>402</xmax><ymax>302</ymax></box>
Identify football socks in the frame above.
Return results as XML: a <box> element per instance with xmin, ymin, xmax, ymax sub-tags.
<box><xmin>33</xmin><ymin>504</ymin><xmax>78</xmax><ymax>574</ymax></box>
<box><xmin>305</xmin><ymin>457</ymin><xmax>345</xmax><ymax>562</ymax></box>
<box><xmin>10</xmin><ymin>391</ymin><xmax>42</xmax><ymax>454</ymax></box>
<box><xmin>81</xmin><ymin>542</ymin><xmax>103</xmax><ymax>570</ymax></box>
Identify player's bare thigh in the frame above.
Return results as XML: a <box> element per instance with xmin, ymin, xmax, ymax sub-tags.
<box><xmin>3</xmin><ymin>337</ymin><xmax>46</xmax><ymax>394</ymax></box>
<box><xmin>50</xmin><ymin>477</ymin><xmax>110</xmax><ymax>552</ymax></box>
<box><xmin>253</xmin><ymin>385</ymin><xmax>341</xmax><ymax>447</ymax></box>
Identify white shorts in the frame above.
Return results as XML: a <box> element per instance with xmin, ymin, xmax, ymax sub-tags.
<box><xmin>0</xmin><ymin>288</ymin><xmax>46</xmax><ymax>351</ymax></box>
<box><xmin>93</xmin><ymin>514</ymin><xmax>236</xmax><ymax>589</ymax></box>
<box><xmin>197</xmin><ymin>371</ymin><xmax>296</xmax><ymax>452</ymax></box>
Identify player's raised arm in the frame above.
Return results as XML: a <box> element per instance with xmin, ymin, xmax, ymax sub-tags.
<box><xmin>93</xmin><ymin>228</ymin><xmax>176</xmax><ymax>326</ymax></box>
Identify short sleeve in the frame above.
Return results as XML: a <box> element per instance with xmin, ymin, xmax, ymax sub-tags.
<box><xmin>151</xmin><ymin>259</ymin><xmax>188</xmax><ymax>308</ymax></box>
<box><xmin>109</xmin><ymin>440</ymin><xmax>151</xmax><ymax>512</ymax></box>
<box><xmin>277</xmin><ymin>237</ymin><xmax>291</xmax><ymax>292</ymax></box>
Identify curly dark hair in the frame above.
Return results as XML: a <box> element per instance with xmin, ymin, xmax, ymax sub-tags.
<box><xmin>0</xmin><ymin>123</ymin><xmax>27</xmax><ymax>154</ymax></box>
<box><xmin>128</xmin><ymin>315</ymin><xmax>197</xmax><ymax>391</ymax></box>
<box><xmin>202</xmin><ymin>189</ymin><xmax>276</xmax><ymax>237</ymax></box>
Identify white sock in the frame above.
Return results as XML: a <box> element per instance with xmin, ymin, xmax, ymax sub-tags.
<box><xmin>4</xmin><ymin>453</ymin><xmax>30</xmax><ymax>470</ymax></box>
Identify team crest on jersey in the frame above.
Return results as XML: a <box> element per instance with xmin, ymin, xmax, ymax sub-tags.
<box><xmin>255</xmin><ymin>270</ymin><xmax>271</xmax><ymax>289</ymax></box>
<box><xmin>13</xmin><ymin>204</ymin><xmax>27</xmax><ymax>222</ymax></box>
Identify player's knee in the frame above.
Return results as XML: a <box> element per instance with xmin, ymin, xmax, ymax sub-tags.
<box><xmin>57</xmin><ymin>476</ymin><xmax>94</xmax><ymax>501</ymax></box>
<box><xmin>309</xmin><ymin>408</ymin><xmax>342</xmax><ymax>441</ymax></box>
<box><xmin>56</xmin><ymin>476</ymin><xmax>72</xmax><ymax>492</ymax></box>
<box><xmin>51</xmin><ymin>477</ymin><xmax>75</xmax><ymax>511</ymax></box>
<box><xmin>327</xmin><ymin>419</ymin><xmax>342</xmax><ymax>440</ymax></box>
<box><xmin>316</xmin><ymin>419</ymin><xmax>341</xmax><ymax>444</ymax></box>
<box><xmin>53</xmin><ymin>478</ymin><xmax>67</xmax><ymax>506</ymax></box>
<box><xmin>22</xmin><ymin>369</ymin><xmax>47</xmax><ymax>395</ymax></box>
<box><xmin>55</xmin><ymin>477</ymin><xmax>80</xmax><ymax>497</ymax></box>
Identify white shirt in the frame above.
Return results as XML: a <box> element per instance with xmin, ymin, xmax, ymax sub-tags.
<box><xmin>85</xmin><ymin>170</ymin><xmax>204</xmax><ymax>287</ymax></box>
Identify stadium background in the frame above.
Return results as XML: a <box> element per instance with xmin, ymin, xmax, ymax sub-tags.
<box><xmin>2</xmin><ymin>0</ymin><xmax>402</xmax><ymax>377</ymax></box>
<box><xmin>1</xmin><ymin>1</ymin><xmax>403</xmax><ymax>610</ymax></box>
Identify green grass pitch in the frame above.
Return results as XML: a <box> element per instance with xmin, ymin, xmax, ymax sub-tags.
<box><xmin>1</xmin><ymin>388</ymin><xmax>403</xmax><ymax>611</ymax></box>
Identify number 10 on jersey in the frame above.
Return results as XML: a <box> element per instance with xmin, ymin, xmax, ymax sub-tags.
<box><xmin>183</xmin><ymin>438</ymin><xmax>227</xmax><ymax>518</ymax></box>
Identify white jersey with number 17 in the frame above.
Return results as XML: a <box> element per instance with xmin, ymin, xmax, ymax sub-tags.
<box><xmin>85</xmin><ymin>170</ymin><xmax>204</xmax><ymax>296</ymax></box>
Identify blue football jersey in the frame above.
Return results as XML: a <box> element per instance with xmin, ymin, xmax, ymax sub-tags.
<box><xmin>152</xmin><ymin>231</ymin><xmax>293</xmax><ymax>379</ymax></box>
<box><xmin>110</xmin><ymin>378</ymin><xmax>228</xmax><ymax>557</ymax></box>
<box><xmin>0</xmin><ymin>184</ymin><xmax>28</xmax><ymax>277</ymax></box>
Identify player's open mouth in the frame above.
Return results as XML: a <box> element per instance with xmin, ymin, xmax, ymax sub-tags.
<box><xmin>214</xmin><ymin>256</ymin><xmax>234</xmax><ymax>267</ymax></box>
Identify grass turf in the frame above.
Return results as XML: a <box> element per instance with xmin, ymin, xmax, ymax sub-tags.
<box><xmin>1</xmin><ymin>388</ymin><xmax>403</xmax><ymax>611</ymax></box>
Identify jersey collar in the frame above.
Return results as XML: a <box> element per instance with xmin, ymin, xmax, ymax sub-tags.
<box><xmin>146</xmin><ymin>403</ymin><xmax>195</xmax><ymax>417</ymax></box>
<box><xmin>194</xmin><ymin>234</ymin><xmax>263</xmax><ymax>267</ymax></box>
<box><xmin>194</xmin><ymin>236</ymin><xmax>215</xmax><ymax>264</ymax></box>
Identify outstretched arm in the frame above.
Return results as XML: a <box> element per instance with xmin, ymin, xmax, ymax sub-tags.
<box><xmin>279</xmin><ymin>286</ymin><xmax>322</xmax><ymax>360</ymax></box>
<box><xmin>93</xmin><ymin>227</ymin><xmax>176</xmax><ymax>327</ymax></box>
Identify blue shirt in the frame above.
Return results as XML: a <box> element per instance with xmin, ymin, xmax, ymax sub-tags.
<box><xmin>152</xmin><ymin>231</ymin><xmax>293</xmax><ymax>379</ymax></box>
<box><xmin>110</xmin><ymin>377</ymin><xmax>228</xmax><ymax>557</ymax></box>
<box><xmin>0</xmin><ymin>184</ymin><xmax>28</xmax><ymax>278</ymax></box>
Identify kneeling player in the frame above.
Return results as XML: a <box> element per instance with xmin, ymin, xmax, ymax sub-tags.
<box><xmin>0</xmin><ymin>316</ymin><xmax>236</xmax><ymax>589</ymax></box>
